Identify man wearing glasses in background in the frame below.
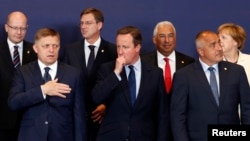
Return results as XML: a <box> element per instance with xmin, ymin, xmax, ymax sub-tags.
<box><xmin>63</xmin><ymin>7</ymin><xmax>117</xmax><ymax>141</ymax></box>
<box><xmin>0</xmin><ymin>11</ymin><xmax>37</xmax><ymax>141</ymax></box>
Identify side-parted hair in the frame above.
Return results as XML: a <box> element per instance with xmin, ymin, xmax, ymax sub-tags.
<box><xmin>34</xmin><ymin>28</ymin><xmax>60</xmax><ymax>43</ymax></box>
<box><xmin>80</xmin><ymin>7</ymin><xmax>104</xmax><ymax>23</ymax></box>
<box><xmin>116</xmin><ymin>26</ymin><xmax>142</xmax><ymax>46</ymax></box>
<box><xmin>218</xmin><ymin>23</ymin><xmax>246</xmax><ymax>50</ymax></box>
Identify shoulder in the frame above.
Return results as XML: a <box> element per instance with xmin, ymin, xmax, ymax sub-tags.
<box><xmin>141</xmin><ymin>51</ymin><xmax>156</xmax><ymax>59</ymax></box>
<box><xmin>175</xmin><ymin>51</ymin><xmax>195</xmax><ymax>61</ymax></box>
<box><xmin>100</xmin><ymin>38</ymin><xmax>116</xmax><ymax>47</ymax></box>
<box><xmin>65</xmin><ymin>40</ymin><xmax>83</xmax><ymax>49</ymax></box>
<box><xmin>23</xmin><ymin>40</ymin><xmax>33</xmax><ymax>47</ymax></box>
<box><xmin>219</xmin><ymin>61</ymin><xmax>245</xmax><ymax>72</ymax></box>
<box><xmin>141</xmin><ymin>60</ymin><xmax>162</xmax><ymax>73</ymax></box>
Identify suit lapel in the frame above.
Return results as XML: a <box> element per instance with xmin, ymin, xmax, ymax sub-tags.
<box><xmin>217</xmin><ymin>62</ymin><xmax>229</xmax><ymax>109</ymax></box>
<box><xmin>1</xmin><ymin>41</ymin><xmax>15</xmax><ymax>69</ymax></box>
<box><xmin>193</xmin><ymin>62</ymin><xmax>219</xmax><ymax>108</ymax></box>
<box><xmin>77</xmin><ymin>40</ymin><xmax>88</xmax><ymax>74</ymax></box>
<box><xmin>22</xmin><ymin>41</ymin><xmax>33</xmax><ymax>64</ymax></box>
<box><xmin>31</xmin><ymin>61</ymin><xmax>45</xmax><ymax>85</ymax></box>
<box><xmin>55</xmin><ymin>62</ymin><xmax>65</xmax><ymax>81</ymax></box>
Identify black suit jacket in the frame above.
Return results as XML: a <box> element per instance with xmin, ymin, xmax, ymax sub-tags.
<box><xmin>63</xmin><ymin>38</ymin><xmax>117</xmax><ymax>114</ymax></box>
<box><xmin>92</xmin><ymin>61</ymin><xmax>170</xmax><ymax>141</ymax></box>
<box><xmin>170</xmin><ymin>61</ymin><xmax>250</xmax><ymax>141</ymax></box>
<box><xmin>0</xmin><ymin>40</ymin><xmax>37</xmax><ymax>129</ymax></box>
<box><xmin>8</xmin><ymin>61</ymin><xmax>87</xmax><ymax>141</ymax></box>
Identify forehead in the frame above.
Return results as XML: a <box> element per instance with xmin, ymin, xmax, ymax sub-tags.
<box><xmin>157</xmin><ymin>24</ymin><xmax>174</xmax><ymax>34</ymax></box>
<box><xmin>204</xmin><ymin>34</ymin><xmax>218</xmax><ymax>44</ymax></box>
<box><xmin>37</xmin><ymin>36</ymin><xmax>59</xmax><ymax>44</ymax></box>
<box><xmin>8</xmin><ymin>13</ymin><xmax>27</xmax><ymax>25</ymax></box>
<box><xmin>116</xmin><ymin>34</ymin><xmax>133</xmax><ymax>44</ymax></box>
<box><xmin>81</xmin><ymin>13</ymin><xmax>95</xmax><ymax>21</ymax></box>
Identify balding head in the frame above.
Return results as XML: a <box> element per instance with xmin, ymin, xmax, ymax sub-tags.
<box><xmin>5</xmin><ymin>11</ymin><xmax>28</xmax><ymax>44</ymax></box>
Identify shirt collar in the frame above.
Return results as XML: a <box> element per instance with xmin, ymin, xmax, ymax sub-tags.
<box><xmin>157</xmin><ymin>50</ymin><xmax>176</xmax><ymax>62</ymax></box>
<box><xmin>84</xmin><ymin>36</ymin><xmax>101</xmax><ymax>48</ymax></box>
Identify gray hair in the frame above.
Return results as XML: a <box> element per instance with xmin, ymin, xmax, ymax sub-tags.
<box><xmin>153</xmin><ymin>21</ymin><xmax>176</xmax><ymax>36</ymax></box>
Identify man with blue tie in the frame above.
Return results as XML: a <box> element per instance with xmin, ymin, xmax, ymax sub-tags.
<box><xmin>92</xmin><ymin>26</ymin><xmax>170</xmax><ymax>141</ymax></box>
<box><xmin>8</xmin><ymin>28</ymin><xmax>87</xmax><ymax>141</ymax></box>
<box><xmin>170</xmin><ymin>30</ymin><xmax>250</xmax><ymax>141</ymax></box>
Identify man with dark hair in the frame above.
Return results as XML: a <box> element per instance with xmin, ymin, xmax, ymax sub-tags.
<box><xmin>8</xmin><ymin>28</ymin><xmax>87</xmax><ymax>141</ymax></box>
<box><xmin>63</xmin><ymin>7</ymin><xmax>117</xmax><ymax>141</ymax></box>
<box><xmin>92</xmin><ymin>26</ymin><xmax>170</xmax><ymax>141</ymax></box>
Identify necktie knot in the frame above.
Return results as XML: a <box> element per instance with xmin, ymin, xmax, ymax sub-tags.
<box><xmin>14</xmin><ymin>45</ymin><xmax>19</xmax><ymax>50</ymax></box>
<box><xmin>208</xmin><ymin>67</ymin><xmax>215</xmax><ymax>72</ymax></box>
<box><xmin>13</xmin><ymin>45</ymin><xmax>20</xmax><ymax>68</ymax></box>
<box><xmin>164</xmin><ymin>57</ymin><xmax>169</xmax><ymax>63</ymax></box>
<box><xmin>44</xmin><ymin>67</ymin><xmax>52</xmax><ymax>82</ymax></box>
<box><xmin>88</xmin><ymin>45</ymin><xmax>95</xmax><ymax>51</ymax></box>
<box><xmin>128</xmin><ymin>65</ymin><xmax>134</xmax><ymax>70</ymax></box>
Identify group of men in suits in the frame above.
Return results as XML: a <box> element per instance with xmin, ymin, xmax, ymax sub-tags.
<box><xmin>1</xmin><ymin>8</ymin><xmax>250</xmax><ymax>141</ymax></box>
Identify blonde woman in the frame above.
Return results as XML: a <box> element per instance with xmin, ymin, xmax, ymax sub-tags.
<box><xmin>218</xmin><ymin>23</ymin><xmax>250</xmax><ymax>84</ymax></box>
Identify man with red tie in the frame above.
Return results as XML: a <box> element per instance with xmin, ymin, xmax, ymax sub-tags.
<box><xmin>142</xmin><ymin>21</ymin><xmax>194</xmax><ymax>95</ymax></box>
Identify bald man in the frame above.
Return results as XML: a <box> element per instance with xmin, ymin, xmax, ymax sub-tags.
<box><xmin>0</xmin><ymin>11</ymin><xmax>37</xmax><ymax>141</ymax></box>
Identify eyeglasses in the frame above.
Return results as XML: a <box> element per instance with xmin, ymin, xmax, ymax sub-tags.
<box><xmin>7</xmin><ymin>24</ymin><xmax>28</xmax><ymax>32</ymax></box>
<box><xmin>80</xmin><ymin>21</ymin><xmax>96</xmax><ymax>26</ymax></box>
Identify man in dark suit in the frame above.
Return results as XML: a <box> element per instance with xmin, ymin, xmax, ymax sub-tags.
<box><xmin>0</xmin><ymin>11</ymin><xmax>37</xmax><ymax>141</ymax></box>
<box><xmin>92</xmin><ymin>26</ymin><xmax>170</xmax><ymax>141</ymax></box>
<box><xmin>63</xmin><ymin>7</ymin><xmax>117</xmax><ymax>141</ymax></box>
<box><xmin>8</xmin><ymin>28</ymin><xmax>87</xmax><ymax>141</ymax></box>
<box><xmin>170</xmin><ymin>30</ymin><xmax>250</xmax><ymax>141</ymax></box>
<box><xmin>142</xmin><ymin>21</ymin><xmax>194</xmax><ymax>95</ymax></box>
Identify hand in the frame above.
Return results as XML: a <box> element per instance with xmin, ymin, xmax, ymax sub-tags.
<box><xmin>41</xmin><ymin>78</ymin><xmax>71</xmax><ymax>98</ymax></box>
<box><xmin>91</xmin><ymin>104</ymin><xmax>106</xmax><ymax>124</ymax></box>
<box><xmin>114</xmin><ymin>56</ymin><xmax>126</xmax><ymax>75</ymax></box>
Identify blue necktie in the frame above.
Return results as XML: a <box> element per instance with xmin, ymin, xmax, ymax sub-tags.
<box><xmin>208</xmin><ymin>67</ymin><xmax>219</xmax><ymax>106</ymax></box>
<box><xmin>13</xmin><ymin>45</ymin><xmax>20</xmax><ymax>68</ymax></box>
<box><xmin>128</xmin><ymin>65</ymin><xmax>136</xmax><ymax>107</ymax></box>
<box><xmin>87</xmin><ymin>45</ymin><xmax>95</xmax><ymax>74</ymax></box>
<box><xmin>44</xmin><ymin>67</ymin><xmax>52</xmax><ymax>82</ymax></box>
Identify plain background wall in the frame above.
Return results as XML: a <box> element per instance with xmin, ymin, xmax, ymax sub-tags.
<box><xmin>1</xmin><ymin>0</ymin><xmax>250</xmax><ymax>59</ymax></box>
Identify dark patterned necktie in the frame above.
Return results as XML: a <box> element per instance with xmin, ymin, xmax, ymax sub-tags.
<box><xmin>44</xmin><ymin>67</ymin><xmax>52</xmax><ymax>82</ymax></box>
<box><xmin>13</xmin><ymin>45</ymin><xmax>20</xmax><ymax>68</ymax></box>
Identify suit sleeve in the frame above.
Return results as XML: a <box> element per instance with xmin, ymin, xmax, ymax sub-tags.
<box><xmin>156</xmin><ymin>70</ymin><xmax>171</xmax><ymax>141</ymax></box>
<box><xmin>170</xmin><ymin>71</ymin><xmax>189</xmax><ymax>141</ymax></box>
<box><xmin>239</xmin><ymin>67</ymin><xmax>250</xmax><ymax>124</ymax></box>
<box><xmin>74</xmin><ymin>71</ymin><xmax>87</xmax><ymax>141</ymax></box>
<box><xmin>8</xmin><ymin>68</ymin><xmax>45</xmax><ymax>111</ymax></box>
<box><xmin>91</xmin><ymin>64</ymin><xmax>120</xmax><ymax>104</ymax></box>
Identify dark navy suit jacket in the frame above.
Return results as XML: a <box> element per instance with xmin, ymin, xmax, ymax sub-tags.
<box><xmin>92</xmin><ymin>60</ymin><xmax>170</xmax><ymax>141</ymax></box>
<box><xmin>8</xmin><ymin>61</ymin><xmax>87</xmax><ymax>141</ymax></box>
<box><xmin>63</xmin><ymin>38</ymin><xmax>117</xmax><ymax>115</ymax></box>
<box><xmin>170</xmin><ymin>61</ymin><xmax>250</xmax><ymax>141</ymax></box>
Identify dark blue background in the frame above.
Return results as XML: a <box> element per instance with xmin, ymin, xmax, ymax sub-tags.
<box><xmin>1</xmin><ymin>0</ymin><xmax>250</xmax><ymax>58</ymax></box>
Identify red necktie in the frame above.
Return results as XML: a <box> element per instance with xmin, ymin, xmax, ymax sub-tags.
<box><xmin>164</xmin><ymin>58</ymin><xmax>172</xmax><ymax>94</ymax></box>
